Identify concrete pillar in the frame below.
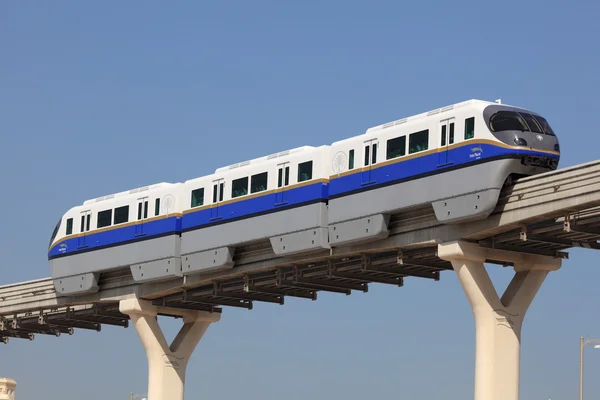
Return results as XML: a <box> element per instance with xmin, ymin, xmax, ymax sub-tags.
<box><xmin>0</xmin><ymin>378</ymin><xmax>16</xmax><ymax>400</ymax></box>
<box><xmin>438</xmin><ymin>241</ymin><xmax>561</xmax><ymax>400</ymax></box>
<box><xmin>120</xmin><ymin>298</ymin><xmax>221</xmax><ymax>400</ymax></box>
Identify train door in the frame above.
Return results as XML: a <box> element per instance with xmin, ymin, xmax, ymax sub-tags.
<box><xmin>210</xmin><ymin>178</ymin><xmax>224</xmax><ymax>220</ymax></box>
<box><xmin>438</xmin><ymin>118</ymin><xmax>455</xmax><ymax>166</ymax></box>
<box><xmin>135</xmin><ymin>196</ymin><xmax>149</xmax><ymax>236</ymax></box>
<box><xmin>275</xmin><ymin>162</ymin><xmax>290</xmax><ymax>206</ymax></box>
<box><xmin>361</xmin><ymin>138</ymin><xmax>378</xmax><ymax>185</ymax></box>
<box><xmin>78</xmin><ymin>209</ymin><xmax>91</xmax><ymax>248</ymax></box>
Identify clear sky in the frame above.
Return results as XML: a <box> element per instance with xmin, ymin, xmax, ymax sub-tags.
<box><xmin>2</xmin><ymin>1</ymin><xmax>600</xmax><ymax>399</ymax></box>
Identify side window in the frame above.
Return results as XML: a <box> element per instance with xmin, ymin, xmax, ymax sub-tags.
<box><xmin>298</xmin><ymin>161</ymin><xmax>313</xmax><ymax>182</ymax></box>
<box><xmin>137</xmin><ymin>200</ymin><xmax>148</xmax><ymax>220</ymax></box>
<box><xmin>409</xmin><ymin>130</ymin><xmax>429</xmax><ymax>154</ymax></box>
<box><xmin>251</xmin><ymin>172</ymin><xmax>268</xmax><ymax>193</ymax></box>
<box><xmin>386</xmin><ymin>136</ymin><xmax>406</xmax><ymax>160</ymax></box>
<box><xmin>80</xmin><ymin>214</ymin><xmax>90</xmax><ymax>232</ymax></box>
<box><xmin>372</xmin><ymin>143</ymin><xmax>377</xmax><ymax>164</ymax></box>
<box><xmin>465</xmin><ymin>117</ymin><xmax>475</xmax><ymax>139</ymax></box>
<box><xmin>441</xmin><ymin>125</ymin><xmax>446</xmax><ymax>146</ymax></box>
<box><xmin>349</xmin><ymin>149</ymin><xmax>354</xmax><ymax>169</ymax></box>
<box><xmin>114</xmin><ymin>205</ymin><xmax>129</xmax><ymax>224</ymax></box>
<box><xmin>441</xmin><ymin>122</ymin><xmax>455</xmax><ymax>146</ymax></box>
<box><xmin>278</xmin><ymin>166</ymin><xmax>290</xmax><ymax>187</ymax></box>
<box><xmin>66</xmin><ymin>218</ymin><xmax>73</xmax><ymax>235</ymax></box>
<box><xmin>155</xmin><ymin>198</ymin><xmax>160</xmax><ymax>216</ymax></box>
<box><xmin>97</xmin><ymin>209</ymin><xmax>112</xmax><ymax>228</ymax></box>
<box><xmin>232</xmin><ymin>177</ymin><xmax>248</xmax><ymax>198</ymax></box>
<box><xmin>213</xmin><ymin>182</ymin><xmax>225</xmax><ymax>202</ymax></box>
<box><xmin>191</xmin><ymin>188</ymin><xmax>204</xmax><ymax>207</ymax></box>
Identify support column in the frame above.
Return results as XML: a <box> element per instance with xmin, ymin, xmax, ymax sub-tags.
<box><xmin>438</xmin><ymin>241</ymin><xmax>562</xmax><ymax>400</ymax></box>
<box><xmin>120</xmin><ymin>298</ymin><xmax>221</xmax><ymax>400</ymax></box>
<box><xmin>0</xmin><ymin>378</ymin><xmax>16</xmax><ymax>400</ymax></box>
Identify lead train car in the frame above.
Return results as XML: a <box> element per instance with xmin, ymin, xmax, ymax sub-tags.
<box><xmin>48</xmin><ymin>99</ymin><xmax>560</xmax><ymax>296</ymax></box>
<box><xmin>325</xmin><ymin>99</ymin><xmax>560</xmax><ymax>246</ymax></box>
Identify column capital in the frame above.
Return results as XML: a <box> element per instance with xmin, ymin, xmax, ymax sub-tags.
<box><xmin>438</xmin><ymin>240</ymin><xmax>487</xmax><ymax>263</ymax></box>
<box><xmin>438</xmin><ymin>240</ymin><xmax>562</xmax><ymax>272</ymax></box>
<box><xmin>513</xmin><ymin>255</ymin><xmax>561</xmax><ymax>272</ymax></box>
<box><xmin>119</xmin><ymin>297</ymin><xmax>222</xmax><ymax>323</ymax></box>
<box><xmin>119</xmin><ymin>298</ymin><xmax>157</xmax><ymax>318</ymax></box>
<box><xmin>179</xmin><ymin>310</ymin><xmax>221</xmax><ymax>324</ymax></box>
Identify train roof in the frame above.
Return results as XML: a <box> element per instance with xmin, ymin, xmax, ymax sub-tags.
<box><xmin>363</xmin><ymin>99</ymin><xmax>498</xmax><ymax>134</ymax></box>
<box><xmin>82</xmin><ymin>182</ymin><xmax>178</xmax><ymax>205</ymax></box>
<box><xmin>214</xmin><ymin>145</ymin><xmax>319</xmax><ymax>174</ymax></box>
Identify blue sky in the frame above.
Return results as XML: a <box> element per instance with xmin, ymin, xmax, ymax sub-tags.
<box><xmin>2</xmin><ymin>1</ymin><xmax>600</xmax><ymax>399</ymax></box>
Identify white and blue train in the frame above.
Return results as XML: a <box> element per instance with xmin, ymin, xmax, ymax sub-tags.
<box><xmin>47</xmin><ymin>99</ymin><xmax>560</xmax><ymax>295</ymax></box>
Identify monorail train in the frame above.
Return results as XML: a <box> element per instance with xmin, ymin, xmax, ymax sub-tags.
<box><xmin>47</xmin><ymin>99</ymin><xmax>560</xmax><ymax>296</ymax></box>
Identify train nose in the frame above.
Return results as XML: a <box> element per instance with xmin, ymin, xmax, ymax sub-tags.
<box><xmin>513</xmin><ymin>131</ymin><xmax>559</xmax><ymax>153</ymax></box>
<box><xmin>532</xmin><ymin>131</ymin><xmax>560</xmax><ymax>153</ymax></box>
<box><xmin>516</xmin><ymin>132</ymin><xmax>560</xmax><ymax>170</ymax></box>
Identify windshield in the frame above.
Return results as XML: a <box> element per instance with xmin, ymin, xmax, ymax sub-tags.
<box><xmin>489</xmin><ymin>111</ymin><xmax>529</xmax><ymax>132</ymax></box>
<box><xmin>533</xmin><ymin>115</ymin><xmax>556</xmax><ymax>135</ymax></box>
<box><xmin>489</xmin><ymin>111</ymin><xmax>556</xmax><ymax>136</ymax></box>
<box><xmin>49</xmin><ymin>218</ymin><xmax>61</xmax><ymax>247</ymax></box>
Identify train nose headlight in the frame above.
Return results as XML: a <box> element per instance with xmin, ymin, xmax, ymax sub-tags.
<box><xmin>554</xmin><ymin>143</ymin><xmax>560</xmax><ymax>152</ymax></box>
<box><xmin>514</xmin><ymin>138</ymin><xmax>528</xmax><ymax>146</ymax></box>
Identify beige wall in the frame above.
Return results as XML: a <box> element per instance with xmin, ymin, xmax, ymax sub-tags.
<box><xmin>0</xmin><ymin>378</ymin><xmax>16</xmax><ymax>400</ymax></box>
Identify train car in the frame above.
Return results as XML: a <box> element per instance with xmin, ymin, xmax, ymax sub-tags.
<box><xmin>325</xmin><ymin>99</ymin><xmax>560</xmax><ymax>247</ymax></box>
<box><xmin>178</xmin><ymin>145</ymin><xmax>330</xmax><ymax>276</ymax></box>
<box><xmin>47</xmin><ymin>98</ymin><xmax>560</xmax><ymax>296</ymax></box>
<box><xmin>47</xmin><ymin>182</ymin><xmax>184</xmax><ymax>295</ymax></box>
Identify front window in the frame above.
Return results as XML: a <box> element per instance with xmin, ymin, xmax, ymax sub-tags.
<box><xmin>533</xmin><ymin>115</ymin><xmax>556</xmax><ymax>136</ymax></box>
<box><xmin>49</xmin><ymin>218</ymin><xmax>61</xmax><ymax>247</ymax></box>
<box><xmin>520</xmin><ymin>113</ymin><xmax>542</xmax><ymax>133</ymax></box>
<box><xmin>489</xmin><ymin>111</ymin><xmax>529</xmax><ymax>132</ymax></box>
<box><xmin>489</xmin><ymin>111</ymin><xmax>556</xmax><ymax>136</ymax></box>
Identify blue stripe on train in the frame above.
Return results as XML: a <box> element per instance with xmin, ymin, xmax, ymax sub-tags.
<box><xmin>182</xmin><ymin>181</ymin><xmax>329</xmax><ymax>230</ymax></box>
<box><xmin>49</xmin><ymin>182</ymin><xmax>328</xmax><ymax>258</ymax></box>
<box><xmin>48</xmin><ymin>216</ymin><xmax>181</xmax><ymax>259</ymax></box>
<box><xmin>328</xmin><ymin>143</ymin><xmax>558</xmax><ymax>197</ymax></box>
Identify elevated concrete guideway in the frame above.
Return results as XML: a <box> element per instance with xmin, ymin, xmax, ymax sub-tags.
<box><xmin>2</xmin><ymin>160</ymin><xmax>600</xmax><ymax>400</ymax></box>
